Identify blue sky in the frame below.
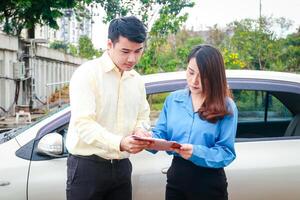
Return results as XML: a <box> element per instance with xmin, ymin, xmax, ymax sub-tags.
<box><xmin>92</xmin><ymin>0</ymin><xmax>300</xmax><ymax>49</ymax></box>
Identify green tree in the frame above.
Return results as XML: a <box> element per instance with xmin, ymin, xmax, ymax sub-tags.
<box><xmin>1</xmin><ymin>0</ymin><xmax>195</xmax><ymax>71</ymax></box>
<box><xmin>222</xmin><ymin>49</ymin><xmax>246</xmax><ymax>69</ymax></box>
<box><xmin>175</xmin><ymin>30</ymin><xmax>204</xmax><ymax>67</ymax></box>
<box><xmin>206</xmin><ymin>24</ymin><xmax>228</xmax><ymax>47</ymax></box>
<box><xmin>279</xmin><ymin>31</ymin><xmax>300</xmax><ymax>72</ymax></box>
<box><xmin>137</xmin><ymin>28</ymin><xmax>203</xmax><ymax>74</ymax></box>
<box><xmin>68</xmin><ymin>43</ymin><xmax>78</xmax><ymax>56</ymax></box>
<box><xmin>136</xmin><ymin>1</ymin><xmax>195</xmax><ymax>73</ymax></box>
<box><xmin>78</xmin><ymin>35</ymin><xmax>101</xmax><ymax>59</ymax></box>
<box><xmin>0</xmin><ymin>0</ymin><xmax>193</xmax><ymax>37</ymax></box>
<box><xmin>227</xmin><ymin>17</ymin><xmax>291</xmax><ymax>70</ymax></box>
<box><xmin>49</xmin><ymin>40</ymin><xmax>69</xmax><ymax>53</ymax></box>
<box><xmin>0</xmin><ymin>0</ymin><xmax>139</xmax><ymax>37</ymax></box>
<box><xmin>50</xmin><ymin>37</ymin><xmax>102</xmax><ymax>59</ymax></box>
<box><xmin>0</xmin><ymin>0</ymin><xmax>79</xmax><ymax>36</ymax></box>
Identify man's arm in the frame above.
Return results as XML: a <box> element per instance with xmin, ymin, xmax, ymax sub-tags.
<box><xmin>69</xmin><ymin>67</ymin><xmax>123</xmax><ymax>153</ymax></box>
<box><xmin>70</xmin><ymin>67</ymin><xmax>151</xmax><ymax>154</ymax></box>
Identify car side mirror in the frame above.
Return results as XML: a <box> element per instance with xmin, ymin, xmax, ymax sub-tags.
<box><xmin>37</xmin><ymin>132</ymin><xmax>64</xmax><ymax>157</ymax></box>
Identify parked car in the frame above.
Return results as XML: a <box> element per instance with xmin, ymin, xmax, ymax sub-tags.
<box><xmin>1</xmin><ymin>70</ymin><xmax>300</xmax><ymax>200</ymax></box>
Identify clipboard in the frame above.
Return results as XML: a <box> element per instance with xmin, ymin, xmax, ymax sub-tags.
<box><xmin>132</xmin><ymin>135</ymin><xmax>181</xmax><ymax>151</ymax></box>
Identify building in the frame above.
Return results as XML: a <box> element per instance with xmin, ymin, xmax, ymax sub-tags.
<box><xmin>28</xmin><ymin>9</ymin><xmax>92</xmax><ymax>46</ymax></box>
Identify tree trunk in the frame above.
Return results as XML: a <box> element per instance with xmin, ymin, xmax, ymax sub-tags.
<box><xmin>27</xmin><ymin>26</ymin><xmax>35</xmax><ymax>39</ymax></box>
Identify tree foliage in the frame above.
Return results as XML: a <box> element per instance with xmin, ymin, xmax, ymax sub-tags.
<box><xmin>49</xmin><ymin>40</ymin><xmax>69</xmax><ymax>53</ymax></box>
<box><xmin>279</xmin><ymin>31</ymin><xmax>300</xmax><ymax>72</ymax></box>
<box><xmin>206</xmin><ymin>24</ymin><xmax>228</xmax><ymax>47</ymax></box>
<box><xmin>227</xmin><ymin>17</ymin><xmax>277</xmax><ymax>70</ymax></box>
<box><xmin>0</xmin><ymin>0</ymin><xmax>79</xmax><ymax>36</ymax></box>
<box><xmin>136</xmin><ymin>1</ymin><xmax>195</xmax><ymax>73</ymax></box>
<box><xmin>2</xmin><ymin>1</ymin><xmax>297</xmax><ymax>73</ymax></box>
<box><xmin>1</xmin><ymin>0</ymin><xmax>195</xmax><ymax>73</ymax></box>
<box><xmin>137</xmin><ymin>28</ymin><xmax>203</xmax><ymax>74</ymax></box>
<box><xmin>78</xmin><ymin>35</ymin><xmax>102</xmax><ymax>59</ymax></box>
<box><xmin>221</xmin><ymin>16</ymin><xmax>298</xmax><ymax>71</ymax></box>
<box><xmin>50</xmin><ymin>36</ymin><xmax>102</xmax><ymax>59</ymax></box>
<box><xmin>0</xmin><ymin>0</ymin><xmax>194</xmax><ymax>36</ymax></box>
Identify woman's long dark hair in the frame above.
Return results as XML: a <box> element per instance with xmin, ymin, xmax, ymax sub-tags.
<box><xmin>188</xmin><ymin>44</ymin><xmax>231</xmax><ymax>123</ymax></box>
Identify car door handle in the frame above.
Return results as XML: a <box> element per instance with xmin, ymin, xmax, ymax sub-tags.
<box><xmin>0</xmin><ymin>181</ymin><xmax>10</xmax><ymax>186</ymax></box>
<box><xmin>161</xmin><ymin>167</ymin><xmax>169</xmax><ymax>174</ymax></box>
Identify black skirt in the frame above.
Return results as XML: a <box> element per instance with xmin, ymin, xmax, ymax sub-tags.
<box><xmin>166</xmin><ymin>156</ymin><xmax>228</xmax><ymax>200</ymax></box>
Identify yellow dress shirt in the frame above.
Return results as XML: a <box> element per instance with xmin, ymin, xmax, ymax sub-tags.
<box><xmin>66</xmin><ymin>51</ymin><xmax>150</xmax><ymax>159</ymax></box>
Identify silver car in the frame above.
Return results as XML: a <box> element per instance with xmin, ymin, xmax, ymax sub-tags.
<box><xmin>1</xmin><ymin>70</ymin><xmax>300</xmax><ymax>200</ymax></box>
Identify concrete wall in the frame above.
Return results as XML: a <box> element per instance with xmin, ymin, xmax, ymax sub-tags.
<box><xmin>31</xmin><ymin>45</ymin><xmax>84</xmax><ymax>107</ymax></box>
<box><xmin>0</xmin><ymin>33</ymin><xmax>86</xmax><ymax>113</ymax></box>
<box><xmin>0</xmin><ymin>34</ymin><xmax>19</xmax><ymax>112</ymax></box>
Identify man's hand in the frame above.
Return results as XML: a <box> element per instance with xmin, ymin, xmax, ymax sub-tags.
<box><xmin>120</xmin><ymin>135</ymin><xmax>151</xmax><ymax>154</ymax></box>
<box><xmin>173</xmin><ymin>144</ymin><xmax>193</xmax><ymax>160</ymax></box>
<box><xmin>133</xmin><ymin>128</ymin><xmax>152</xmax><ymax>137</ymax></box>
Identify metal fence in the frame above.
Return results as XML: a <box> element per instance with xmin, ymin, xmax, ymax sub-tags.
<box><xmin>45</xmin><ymin>81</ymin><xmax>69</xmax><ymax>110</ymax></box>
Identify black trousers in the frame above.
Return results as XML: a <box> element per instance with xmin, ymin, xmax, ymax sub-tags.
<box><xmin>166</xmin><ymin>156</ymin><xmax>228</xmax><ymax>200</ymax></box>
<box><xmin>66</xmin><ymin>154</ymin><xmax>132</xmax><ymax>200</ymax></box>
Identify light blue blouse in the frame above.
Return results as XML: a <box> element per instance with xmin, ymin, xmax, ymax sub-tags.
<box><xmin>152</xmin><ymin>89</ymin><xmax>238</xmax><ymax>168</ymax></box>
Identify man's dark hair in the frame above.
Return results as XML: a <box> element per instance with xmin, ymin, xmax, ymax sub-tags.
<box><xmin>108</xmin><ymin>16</ymin><xmax>147</xmax><ymax>44</ymax></box>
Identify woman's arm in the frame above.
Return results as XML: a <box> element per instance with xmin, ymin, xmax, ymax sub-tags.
<box><xmin>177</xmin><ymin>101</ymin><xmax>238</xmax><ymax>168</ymax></box>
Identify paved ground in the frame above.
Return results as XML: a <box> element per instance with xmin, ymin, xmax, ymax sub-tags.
<box><xmin>0</xmin><ymin>113</ymin><xmax>44</xmax><ymax>133</ymax></box>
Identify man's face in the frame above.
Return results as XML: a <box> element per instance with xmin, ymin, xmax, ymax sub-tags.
<box><xmin>107</xmin><ymin>36</ymin><xmax>144</xmax><ymax>73</ymax></box>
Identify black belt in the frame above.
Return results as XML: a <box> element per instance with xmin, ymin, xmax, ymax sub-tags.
<box><xmin>70</xmin><ymin>154</ymin><xmax>127</xmax><ymax>164</ymax></box>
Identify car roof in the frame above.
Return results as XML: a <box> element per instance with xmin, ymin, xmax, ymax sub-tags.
<box><xmin>143</xmin><ymin>70</ymin><xmax>300</xmax><ymax>115</ymax></box>
<box><xmin>143</xmin><ymin>69</ymin><xmax>300</xmax><ymax>85</ymax></box>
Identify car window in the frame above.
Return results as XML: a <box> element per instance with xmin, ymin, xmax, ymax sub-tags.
<box><xmin>268</xmin><ymin>94</ymin><xmax>292</xmax><ymax>121</ymax></box>
<box><xmin>233</xmin><ymin>90</ymin><xmax>292</xmax><ymax>122</ymax></box>
<box><xmin>233</xmin><ymin>89</ymin><xmax>293</xmax><ymax>138</ymax></box>
<box><xmin>148</xmin><ymin>92</ymin><xmax>170</xmax><ymax>127</ymax></box>
<box><xmin>148</xmin><ymin>89</ymin><xmax>294</xmax><ymax>139</ymax></box>
<box><xmin>233</xmin><ymin>90</ymin><xmax>265</xmax><ymax>122</ymax></box>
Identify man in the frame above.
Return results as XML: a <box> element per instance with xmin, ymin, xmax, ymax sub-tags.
<box><xmin>66</xmin><ymin>16</ymin><xmax>151</xmax><ymax>200</ymax></box>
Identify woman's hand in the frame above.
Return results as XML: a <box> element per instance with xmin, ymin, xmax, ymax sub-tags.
<box><xmin>173</xmin><ymin>144</ymin><xmax>193</xmax><ymax>160</ymax></box>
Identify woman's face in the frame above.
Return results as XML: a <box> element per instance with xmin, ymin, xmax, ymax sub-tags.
<box><xmin>186</xmin><ymin>58</ymin><xmax>202</xmax><ymax>95</ymax></box>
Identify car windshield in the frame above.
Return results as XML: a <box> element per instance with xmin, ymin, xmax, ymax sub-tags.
<box><xmin>0</xmin><ymin>104</ymin><xmax>69</xmax><ymax>144</ymax></box>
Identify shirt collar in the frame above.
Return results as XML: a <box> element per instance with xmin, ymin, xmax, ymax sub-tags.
<box><xmin>174</xmin><ymin>88</ymin><xmax>190</xmax><ymax>103</ymax></box>
<box><xmin>174</xmin><ymin>88</ymin><xmax>194</xmax><ymax>116</ymax></box>
<box><xmin>102</xmin><ymin>51</ymin><xmax>136</xmax><ymax>77</ymax></box>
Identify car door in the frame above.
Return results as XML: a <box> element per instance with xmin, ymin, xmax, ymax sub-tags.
<box><xmin>142</xmin><ymin>87</ymin><xmax>300</xmax><ymax>200</ymax></box>
<box><xmin>227</xmin><ymin>139</ymin><xmax>300</xmax><ymax>200</ymax></box>
<box><xmin>0</xmin><ymin>138</ymin><xmax>30</xmax><ymax>200</ymax></box>
<box><xmin>26</xmin><ymin>113</ymin><xmax>70</xmax><ymax>200</ymax></box>
<box><xmin>28</xmin><ymin>157</ymin><xmax>67</xmax><ymax>200</ymax></box>
<box><xmin>131</xmin><ymin>151</ymin><xmax>171</xmax><ymax>200</ymax></box>
<box><xmin>226</xmin><ymin>89</ymin><xmax>300</xmax><ymax>200</ymax></box>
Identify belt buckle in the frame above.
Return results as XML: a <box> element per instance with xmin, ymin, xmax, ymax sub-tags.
<box><xmin>110</xmin><ymin>159</ymin><xmax>120</xmax><ymax>164</ymax></box>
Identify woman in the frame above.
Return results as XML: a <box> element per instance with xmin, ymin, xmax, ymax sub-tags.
<box><xmin>151</xmin><ymin>44</ymin><xmax>238</xmax><ymax>200</ymax></box>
